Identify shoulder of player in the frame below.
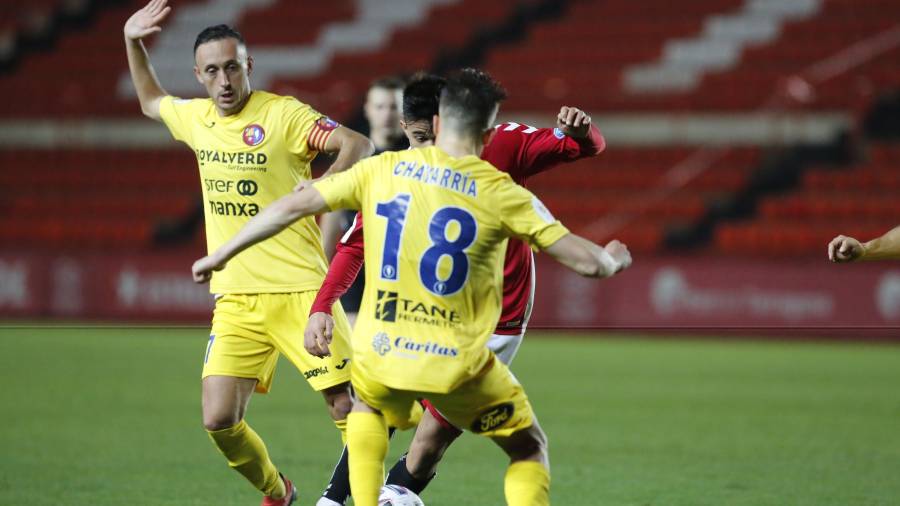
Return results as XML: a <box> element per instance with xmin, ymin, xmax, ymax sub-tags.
<box><xmin>256</xmin><ymin>91</ymin><xmax>316</xmax><ymax>114</ymax></box>
<box><xmin>355</xmin><ymin>149</ymin><xmax>399</xmax><ymax>171</ymax></box>
<box><xmin>483</xmin><ymin>122</ymin><xmax>544</xmax><ymax>155</ymax></box>
<box><xmin>471</xmin><ymin>158</ymin><xmax>514</xmax><ymax>186</ymax></box>
<box><xmin>167</xmin><ymin>95</ymin><xmax>214</xmax><ymax>111</ymax></box>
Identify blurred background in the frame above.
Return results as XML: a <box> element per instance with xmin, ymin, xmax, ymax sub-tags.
<box><xmin>1</xmin><ymin>0</ymin><xmax>899</xmax><ymax>336</ymax></box>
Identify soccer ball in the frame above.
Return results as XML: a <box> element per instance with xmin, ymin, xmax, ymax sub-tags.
<box><xmin>378</xmin><ymin>484</ymin><xmax>425</xmax><ymax>506</ymax></box>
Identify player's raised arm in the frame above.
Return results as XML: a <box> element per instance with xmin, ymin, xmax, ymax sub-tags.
<box><xmin>492</xmin><ymin>105</ymin><xmax>605</xmax><ymax>179</ymax></box>
<box><xmin>123</xmin><ymin>0</ymin><xmax>171</xmax><ymax>120</ymax></box>
<box><xmin>828</xmin><ymin>226</ymin><xmax>900</xmax><ymax>262</ymax></box>
<box><xmin>499</xmin><ymin>179</ymin><xmax>631</xmax><ymax>278</ymax></box>
<box><xmin>192</xmin><ymin>186</ymin><xmax>330</xmax><ymax>282</ymax></box>
<box><xmin>544</xmin><ymin>234</ymin><xmax>632</xmax><ymax>278</ymax></box>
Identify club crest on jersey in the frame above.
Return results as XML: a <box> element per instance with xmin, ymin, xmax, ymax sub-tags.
<box><xmin>316</xmin><ymin>117</ymin><xmax>340</xmax><ymax>132</ymax></box>
<box><xmin>242</xmin><ymin>124</ymin><xmax>265</xmax><ymax>146</ymax></box>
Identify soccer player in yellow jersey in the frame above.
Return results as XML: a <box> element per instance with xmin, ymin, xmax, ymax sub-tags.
<box><xmin>192</xmin><ymin>69</ymin><xmax>632</xmax><ymax>505</ymax></box>
<box><xmin>124</xmin><ymin>1</ymin><xmax>373</xmax><ymax>504</ymax></box>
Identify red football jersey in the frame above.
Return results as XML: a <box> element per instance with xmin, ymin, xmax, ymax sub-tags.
<box><xmin>311</xmin><ymin>122</ymin><xmax>605</xmax><ymax>334</ymax></box>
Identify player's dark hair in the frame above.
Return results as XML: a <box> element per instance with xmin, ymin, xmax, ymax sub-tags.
<box><xmin>194</xmin><ymin>24</ymin><xmax>245</xmax><ymax>53</ymax></box>
<box><xmin>439</xmin><ymin>68</ymin><xmax>507</xmax><ymax>136</ymax></box>
<box><xmin>402</xmin><ymin>73</ymin><xmax>446</xmax><ymax>122</ymax></box>
<box><xmin>369</xmin><ymin>75</ymin><xmax>406</xmax><ymax>92</ymax></box>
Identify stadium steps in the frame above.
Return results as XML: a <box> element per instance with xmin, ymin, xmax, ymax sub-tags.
<box><xmin>711</xmin><ymin>142</ymin><xmax>900</xmax><ymax>255</ymax></box>
<box><xmin>482</xmin><ymin>0</ymin><xmax>900</xmax><ymax>112</ymax></box>
<box><xmin>527</xmin><ymin>146</ymin><xmax>760</xmax><ymax>252</ymax></box>
<box><xmin>270</xmin><ymin>0</ymin><xmax>525</xmax><ymax>122</ymax></box>
<box><xmin>0</xmin><ymin>0</ymin><xmax>98</xmax><ymax>72</ymax></box>
<box><xmin>0</xmin><ymin>149</ymin><xmax>198</xmax><ymax>249</ymax></box>
<box><xmin>0</xmin><ymin>0</ymin><xmax>207</xmax><ymax>117</ymax></box>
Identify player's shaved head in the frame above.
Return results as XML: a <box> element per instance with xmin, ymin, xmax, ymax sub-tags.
<box><xmin>194</xmin><ymin>24</ymin><xmax>245</xmax><ymax>54</ymax></box>
<box><xmin>439</xmin><ymin>68</ymin><xmax>507</xmax><ymax>138</ymax></box>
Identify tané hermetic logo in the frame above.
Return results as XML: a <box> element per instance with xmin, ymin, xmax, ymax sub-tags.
<box><xmin>374</xmin><ymin>290</ymin><xmax>398</xmax><ymax>322</ymax></box>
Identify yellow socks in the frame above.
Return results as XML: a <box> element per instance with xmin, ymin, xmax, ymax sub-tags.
<box><xmin>347</xmin><ymin>412</ymin><xmax>389</xmax><ymax>506</ymax></box>
<box><xmin>505</xmin><ymin>461</ymin><xmax>550</xmax><ymax>506</ymax></box>
<box><xmin>207</xmin><ymin>420</ymin><xmax>285</xmax><ymax>499</ymax></box>
<box><xmin>334</xmin><ymin>418</ymin><xmax>348</xmax><ymax>445</ymax></box>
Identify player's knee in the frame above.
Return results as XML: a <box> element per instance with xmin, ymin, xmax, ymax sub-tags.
<box><xmin>405</xmin><ymin>440</ymin><xmax>443</xmax><ymax>477</ymax></box>
<box><xmin>321</xmin><ymin>383</ymin><xmax>352</xmax><ymax>421</ymax></box>
<box><xmin>504</xmin><ymin>425</ymin><xmax>549</xmax><ymax>462</ymax></box>
<box><xmin>202</xmin><ymin>411</ymin><xmax>242</xmax><ymax>432</ymax></box>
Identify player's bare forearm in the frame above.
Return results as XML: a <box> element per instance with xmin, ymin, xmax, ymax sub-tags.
<box><xmin>318</xmin><ymin>212</ymin><xmax>343</xmax><ymax>258</ymax></box>
<box><xmin>829</xmin><ymin>226</ymin><xmax>900</xmax><ymax>263</ymax></box>
<box><xmin>862</xmin><ymin>226</ymin><xmax>900</xmax><ymax>261</ymax></box>
<box><xmin>125</xmin><ymin>39</ymin><xmax>167</xmax><ymax>120</ymax></box>
<box><xmin>321</xmin><ymin>128</ymin><xmax>375</xmax><ymax>177</ymax></box>
<box><xmin>213</xmin><ymin>189</ymin><xmax>328</xmax><ymax>266</ymax></box>
<box><xmin>544</xmin><ymin>234</ymin><xmax>630</xmax><ymax>278</ymax></box>
<box><xmin>124</xmin><ymin>0</ymin><xmax>171</xmax><ymax>120</ymax></box>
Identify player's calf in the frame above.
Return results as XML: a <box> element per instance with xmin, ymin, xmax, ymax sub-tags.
<box><xmin>491</xmin><ymin>420</ymin><xmax>550</xmax><ymax>506</ymax></box>
<box><xmin>386</xmin><ymin>403</ymin><xmax>462</xmax><ymax>493</ymax></box>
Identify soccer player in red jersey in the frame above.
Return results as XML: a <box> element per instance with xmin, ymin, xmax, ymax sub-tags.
<box><xmin>311</xmin><ymin>73</ymin><xmax>606</xmax><ymax>506</ymax></box>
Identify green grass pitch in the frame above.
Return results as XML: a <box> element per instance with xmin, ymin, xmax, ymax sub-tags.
<box><xmin>1</xmin><ymin>327</ymin><xmax>899</xmax><ymax>505</ymax></box>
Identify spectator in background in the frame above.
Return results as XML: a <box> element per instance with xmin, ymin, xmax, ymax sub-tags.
<box><xmin>319</xmin><ymin>76</ymin><xmax>409</xmax><ymax>324</ymax></box>
<box><xmin>364</xmin><ymin>76</ymin><xmax>408</xmax><ymax>154</ymax></box>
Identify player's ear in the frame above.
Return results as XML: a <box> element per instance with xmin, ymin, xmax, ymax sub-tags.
<box><xmin>193</xmin><ymin>65</ymin><xmax>203</xmax><ymax>84</ymax></box>
<box><xmin>432</xmin><ymin>114</ymin><xmax>441</xmax><ymax>138</ymax></box>
<box><xmin>246</xmin><ymin>55</ymin><xmax>253</xmax><ymax>76</ymax></box>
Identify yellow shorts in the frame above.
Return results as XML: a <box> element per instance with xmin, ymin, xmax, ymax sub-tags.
<box><xmin>203</xmin><ymin>292</ymin><xmax>353</xmax><ymax>393</ymax></box>
<box><xmin>351</xmin><ymin>355</ymin><xmax>534</xmax><ymax>437</ymax></box>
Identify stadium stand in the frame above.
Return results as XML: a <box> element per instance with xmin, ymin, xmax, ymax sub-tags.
<box><xmin>1</xmin><ymin>0</ymin><xmax>899</xmax><ymax>257</ymax></box>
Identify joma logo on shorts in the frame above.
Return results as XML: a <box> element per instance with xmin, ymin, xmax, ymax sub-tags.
<box><xmin>303</xmin><ymin>366</ymin><xmax>329</xmax><ymax>379</ymax></box>
<box><xmin>472</xmin><ymin>403</ymin><xmax>514</xmax><ymax>433</ymax></box>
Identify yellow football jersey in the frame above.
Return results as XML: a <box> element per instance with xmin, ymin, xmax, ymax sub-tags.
<box><xmin>314</xmin><ymin>146</ymin><xmax>569</xmax><ymax>393</ymax></box>
<box><xmin>160</xmin><ymin>91</ymin><xmax>337</xmax><ymax>294</ymax></box>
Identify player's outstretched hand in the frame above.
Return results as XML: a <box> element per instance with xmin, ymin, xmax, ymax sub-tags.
<box><xmin>124</xmin><ymin>0</ymin><xmax>171</xmax><ymax>41</ymax></box>
<box><xmin>605</xmin><ymin>239</ymin><xmax>632</xmax><ymax>273</ymax></box>
<box><xmin>191</xmin><ymin>254</ymin><xmax>225</xmax><ymax>284</ymax></box>
<box><xmin>304</xmin><ymin>312</ymin><xmax>334</xmax><ymax>357</ymax></box>
<box><xmin>557</xmin><ymin>106</ymin><xmax>592</xmax><ymax>138</ymax></box>
<box><xmin>828</xmin><ymin>235</ymin><xmax>864</xmax><ymax>263</ymax></box>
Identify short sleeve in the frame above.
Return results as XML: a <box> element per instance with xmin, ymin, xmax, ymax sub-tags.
<box><xmin>498</xmin><ymin>179</ymin><xmax>570</xmax><ymax>251</ymax></box>
<box><xmin>159</xmin><ymin>96</ymin><xmax>197</xmax><ymax>148</ymax></box>
<box><xmin>312</xmin><ymin>158</ymin><xmax>372</xmax><ymax>212</ymax></box>
<box><xmin>282</xmin><ymin>98</ymin><xmax>335</xmax><ymax>161</ymax></box>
